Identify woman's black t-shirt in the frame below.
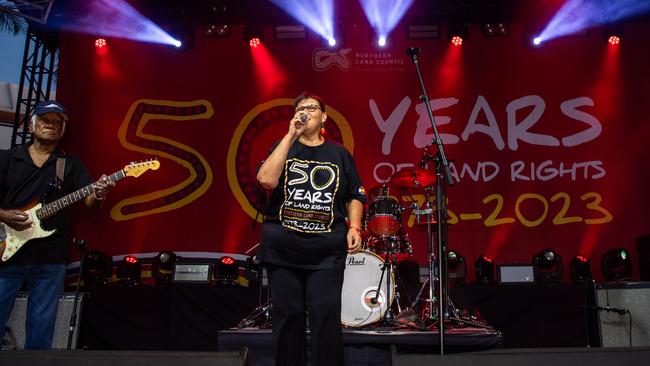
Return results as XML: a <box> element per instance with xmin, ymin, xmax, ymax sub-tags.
<box><xmin>258</xmin><ymin>140</ymin><xmax>366</xmax><ymax>269</ymax></box>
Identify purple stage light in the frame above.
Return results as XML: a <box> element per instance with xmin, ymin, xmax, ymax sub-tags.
<box><xmin>60</xmin><ymin>0</ymin><xmax>179</xmax><ymax>46</ymax></box>
<box><xmin>536</xmin><ymin>0</ymin><xmax>650</xmax><ymax>44</ymax></box>
<box><xmin>360</xmin><ymin>0</ymin><xmax>415</xmax><ymax>47</ymax></box>
<box><xmin>271</xmin><ymin>0</ymin><xmax>335</xmax><ymax>44</ymax></box>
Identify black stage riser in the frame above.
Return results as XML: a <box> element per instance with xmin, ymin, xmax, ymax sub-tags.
<box><xmin>392</xmin><ymin>347</ymin><xmax>650</xmax><ymax>366</ymax></box>
<box><xmin>0</xmin><ymin>350</ymin><xmax>248</xmax><ymax>366</ymax></box>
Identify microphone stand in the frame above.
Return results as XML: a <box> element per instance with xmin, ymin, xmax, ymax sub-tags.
<box><xmin>67</xmin><ymin>238</ymin><xmax>86</xmax><ymax>350</ymax></box>
<box><xmin>406</xmin><ymin>47</ymin><xmax>454</xmax><ymax>355</ymax></box>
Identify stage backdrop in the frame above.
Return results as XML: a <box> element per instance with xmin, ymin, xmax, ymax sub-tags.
<box><xmin>56</xmin><ymin>22</ymin><xmax>650</xmax><ymax>282</ymax></box>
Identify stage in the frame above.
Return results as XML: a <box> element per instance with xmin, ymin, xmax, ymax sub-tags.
<box><xmin>217</xmin><ymin>325</ymin><xmax>503</xmax><ymax>365</ymax></box>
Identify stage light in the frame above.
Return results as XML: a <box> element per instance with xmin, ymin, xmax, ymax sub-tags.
<box><xmin>481</xmin><ymin>23</ymin><xmax>508</xmax><ymax>37</ymax></box>
<box><xmin>569</xmin><ymin>255</ymin><xmax>592</xmax><ymax>283</ymax></box>
<box><xmin>168</xmin><ymin>26</ymin><xmax>195</xmax><ymax>51</ymax></box>
<box><xmin>602</xmin><ymin>248</ymin><xmax>633</xmax><ymax>281</ymax></box>
<box><xmin>604</xmin><ymin>23</ymin><xmax>624</xmax><ymax>45</ymax></box>
<box><xmin>448</xmin><ymin>22</ymin><xmax>468</xmax><ymax>46</ymax></box>
<box><xmin>532</xmin><ymin>249</ymin><xmax>563</xmax><ymax>283</ymax></box>
<box><xmin>94</xmin><ymin>38</ymin><xmax>107</xmax><ymax>48</ymax></box>
<box><xmin>152</xmin><ymin>250</ymin><xmax>177</xmax><ymax>286</ymax></box>
<box><xmin>359</xmin><ymin>0</ymin><xmax>414</xmax><ymax>49</ymax></box>
<box><xmin>475</xmin><ymin>255</ymin><xmax>495</xmax><ymax>284</ymax></box>
<box><xmin>327</xmin><ymin>37</ymin><xmax>336</xmax><ymax>47</ymax></box>
<box><xmin>270</xmin><ymin>0</ymin><xmax>335</xmax><ymax>46</ymax></box>
<box><xmin>205</xmin><ymin>24</ymin><xmax>230</xmax><ymax>37</ymax></box>
<box><xmin>447</xmin><ymin>250</ymin><xmax>466</xmax><ymax>283</ymax></box>
<box><xmin>533</xmin><ymin>37</ymin><xmax>542</xmax><ymax>46</ymax></box>
<box><xmin>244</xmin><ymin>24</ymin><xmax>264</xmax><ymax>48</ymax></box>
<box><xmin>82</xmin><ymin>250</ymin><xmax>113</xmax><ymax>287</ymax></box>
<box><xmin>214</xmin><ymin>256</ymin><xmax>239</xmax><ymax>285</ymax></box>
<box><xmin>116</xmin><ymin>255</ymin><xmax>142</xmax><ymax>286</ymax></box>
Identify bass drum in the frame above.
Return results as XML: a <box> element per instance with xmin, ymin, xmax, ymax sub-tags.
<box><xmin>341</xmin><ymin>251</ymin><xmax>394</xmax><ymax>328</ymax></box>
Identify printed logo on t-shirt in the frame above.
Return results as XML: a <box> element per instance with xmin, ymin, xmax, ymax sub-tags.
<box><xmin>280</xmin><ymin>158</ymin><xmax>339</xmax><ymax>233</ymax></box>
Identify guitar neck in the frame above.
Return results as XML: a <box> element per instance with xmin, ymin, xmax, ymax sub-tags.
<box><xmin>37</xmin><ymin>169</ymin><xmax>125</xmax><ymax>219</ymax></box>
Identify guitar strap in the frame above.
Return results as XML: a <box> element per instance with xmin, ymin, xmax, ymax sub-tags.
<box><xmin>54</xmin><ymin>157</ymin><xmax>66</xmax><ymax>190</ymax></box>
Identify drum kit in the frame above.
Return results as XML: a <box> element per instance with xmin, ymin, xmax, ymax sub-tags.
<box><xmin>341</xmin><ymin>167</ymin><xmax>437</xmax><ymax>329</ymax></box>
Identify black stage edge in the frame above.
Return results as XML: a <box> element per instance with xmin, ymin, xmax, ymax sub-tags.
<box><xmin>392</xmin><ymin>347</ymin><xmax>650</xmax><ymax>366</ymax></box>
<box><xmin>217</xmin><ymin>326</ymin><xmax>503</xmax><ymax>366</ymax></box>
<box><xmin>0</xmin><ymin>349</ymin><xmax>248</xmax><ymax>366</ymax></box>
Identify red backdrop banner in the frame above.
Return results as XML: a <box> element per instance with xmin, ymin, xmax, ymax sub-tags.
<box><xmin>57</xmin><ymin>23</ymin><xmax>650</xmax><ymax>281</ymax></box>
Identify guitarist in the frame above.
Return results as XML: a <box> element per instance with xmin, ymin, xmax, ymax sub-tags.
<box><xmin>0</xmin><ymin>100</ymin><xmax>115</xmax><ymax>349</ymax></box>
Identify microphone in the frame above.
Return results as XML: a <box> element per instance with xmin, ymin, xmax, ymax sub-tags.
<box><xmin>406</xmin><ymin>47</ymin><xmax>420</xmax><ymax>57</ymax></box>
<box><xmin>299</xmin><ymin>113</ymin><xmax>309</xmax><ymax>123</ymax></box>
<box><xmin>419</xmin><ymin>144</ymin><xmax>430</xmax><ymax>169</ymax></box>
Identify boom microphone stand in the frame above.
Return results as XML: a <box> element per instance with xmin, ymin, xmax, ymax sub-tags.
<box><xmin>406</xmin><ymin>47</ymin><xmax>455</xmax><ymax>354</ymax></box>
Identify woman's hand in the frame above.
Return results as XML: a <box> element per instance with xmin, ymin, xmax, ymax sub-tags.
<box><xmin>347</xmin><ymin>227</ymin><xmax>362</xmax><ymax>254</ymax></box>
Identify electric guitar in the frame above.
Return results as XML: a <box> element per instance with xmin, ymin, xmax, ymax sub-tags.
<box><xmin>0</xmin><ymin>159</ymin><xmax>160</xmax><ymax>262</ymax></box>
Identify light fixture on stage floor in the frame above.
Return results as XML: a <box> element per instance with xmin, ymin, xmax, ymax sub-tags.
<box><xmin>214</xmin><ymin>256</ymin><xmax>239</xmax><ymax>285</ymax></box>
<box><xmin>370</xmin><ymin>32</ymin><xmax>393</xmax><ymax>49</ymax></box>
<box><xmin>152</xmin><ymin>250</ymin><xmax>177</xmax><ymax>286</ymax></box>
<box><xmin>532</xmin><ymin>249</ymin><xmax>563</xmax><ymax>283</ymax></box>
<box><xmin>244</xmin><ymin>24</ymin><xmax>264</xmax><ymax>48</ymax></box>
<box><xmin>475</xmin><ymin>255</ymin><xmax>495</xmax><ymax>284</ymax></box>
<box><xmin>82</xmin><ymin>250</ymin><xmax>113</xmax><ymax>287</ymax></box>
<box><xmin>602</xmin><ymin>248</ymin><xmax>632</xmax><ymax>281</ymax></box>
<box><xmin>116</xmin><ymin>255</ymin><xmax>142</xmax><ymax>287</ymax></box>
<box><xmin>569</xmin><ymin>255</ymin><xmax>592</xmax><ymax>283</ymax></box>
<box><xmin>448</xmin><ymin>249</ymin><xmax>466</xmax><ymax>283</ymax></box>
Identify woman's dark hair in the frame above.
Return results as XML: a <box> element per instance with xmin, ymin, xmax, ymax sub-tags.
<box><xmin>293</xmin><ymin>92</ymin><xmax>326</xmax><ymax>112</ymax></box>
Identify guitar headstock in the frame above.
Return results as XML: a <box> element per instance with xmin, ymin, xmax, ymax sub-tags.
<box><xmin>123</xmin><ymin>159</ymin><xmax>160</xmax><ymax>178</ymax></box>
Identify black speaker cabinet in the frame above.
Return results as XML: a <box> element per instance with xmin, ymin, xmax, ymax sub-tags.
<box><xmin>595</xmin><ymin>282</ymin><xmax>650</xmax><ymax>347</ymax></box>
<box><xmin>1</xmin><ymin>292</ymin><xmax>85</xmax><ymax>350</ymax></box>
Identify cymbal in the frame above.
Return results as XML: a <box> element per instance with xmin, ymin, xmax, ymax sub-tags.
<box><xmin>390</xmin><ymin>167</ymin><xmax>436</xmax><ymax>188</ymax></box>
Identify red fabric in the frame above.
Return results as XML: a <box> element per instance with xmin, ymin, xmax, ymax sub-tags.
<box><xmin>57</xmin><ymin>23</ymin><xmax>650</xmax><ymax>281</ymax></box>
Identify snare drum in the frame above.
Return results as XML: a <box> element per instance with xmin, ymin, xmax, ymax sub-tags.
<box><xmin>366</xmin><ymin>196</ymin><xmax>401</xmax><ymax>236</ymax></box>
<box><xmin>365</xmin><ymin>230</ymin><xmax>413</xmax><ymax>255</ymax></box>
<box><xmin>341</xmin><ymin>251</ymin><xmax>394</xmax><ymax>328</ymax></box>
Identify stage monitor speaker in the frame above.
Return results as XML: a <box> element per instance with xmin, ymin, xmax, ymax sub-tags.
<box><xmin>595</xmin><ymin>282</ymin><xmax>650</xmax><ymax>347</ymax></box>
<box><xmin>637</xmin><ymin>234</ymin><xmax>650</xmax><ymax>281</ymax></box>
<box><xmin>1</xmin><ymin>292</ymin><xmax>85</xmax><ymax>350</ymax></box>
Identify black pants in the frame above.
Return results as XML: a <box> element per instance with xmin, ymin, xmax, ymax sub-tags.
<box><xmin>268</xmin><ymin>265</ymin><xmax>345</xmax><ymax>366</ymax></box>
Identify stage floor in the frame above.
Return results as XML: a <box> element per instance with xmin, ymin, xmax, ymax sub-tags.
<box><xmin>217</xmin><ymin>324</ymin><xmax>503</xmax><ymax>365</ymax></box>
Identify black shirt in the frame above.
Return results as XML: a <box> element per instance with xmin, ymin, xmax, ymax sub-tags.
<box><xmin>258</xmin><ymin>140</ymin><xmax>366</xmax><ymax>269</ymax></box>
<box><xmin>0</xmin><ymin>145</ymin><xmax>92</xmax><ymax>265</ymax></box>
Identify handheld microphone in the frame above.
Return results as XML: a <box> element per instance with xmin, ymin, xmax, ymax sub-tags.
<box><xmin>299</xmin><ymin>113</ymin><xmax>309</xmax><ymax>123</ymax></box>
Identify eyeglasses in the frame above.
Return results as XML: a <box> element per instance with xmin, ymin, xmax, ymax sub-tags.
<box><xmin>295</xmin><ymin>104</ymin><xmax>321</xmax><ymax>113</ymax></box>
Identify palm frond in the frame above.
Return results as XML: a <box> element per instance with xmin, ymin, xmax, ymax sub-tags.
<box><xmin>0</xmin><ymin>1</ymin><xmax>28</xmax><ymax>35</ymax></box>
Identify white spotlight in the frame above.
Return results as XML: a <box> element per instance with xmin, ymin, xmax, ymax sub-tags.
<box><xmin>378</xmin><ymin>35</ymin><xmax>386</xmax><ymax>47</ymax></box>
<box><xmin>172</xmin><ymin>39</ymin><xmax>182</xmax><ymax>48</ymax></box>
<box><xmin>533</xmin><ymin>37</ymin><xmax>542</xmax><ymax>45</ymax></box>
<box><xmin>328</xmin><ymin>37</ymin><xmax>336</xmax><ymax>46</ymax></box>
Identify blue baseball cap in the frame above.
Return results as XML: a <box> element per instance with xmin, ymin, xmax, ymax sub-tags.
<box><xmin>34</xmin><ymin>100</ymin><xmax>68</xmax><ymax>121</ymax></box>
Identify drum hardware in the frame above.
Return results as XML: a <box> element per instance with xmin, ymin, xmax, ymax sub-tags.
<box><xmin>369</xmin><ymin>248</ymin><xmax>424</xmax><ymax>330</ymax></box>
